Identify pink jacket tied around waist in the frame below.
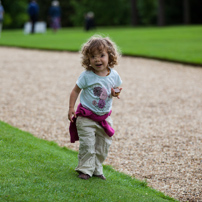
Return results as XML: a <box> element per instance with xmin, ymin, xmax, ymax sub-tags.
<box><xmin>69</xmin><ymin>104</ymin><xmax>115</xmax><ymax>143</ymax></box>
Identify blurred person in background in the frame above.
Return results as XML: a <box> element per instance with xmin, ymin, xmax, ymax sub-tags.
<box><xmin>0</xmin><ymin>0</ymin><xmax>4</xmax><ymax>38</ymax></box>
<box><xmin>49</xmin><ymin>0</ymin><xmax>61</xmax><ymax>33</ymax></box>
<box><xmin>27</xmin><ymin>0</ymin><xmax>39</xmax><ymax>34</ymax></box>
<box><xmin>84</xmin><ymin>11</ymin><xmax>95</xmax><ymax>31</ymax></box>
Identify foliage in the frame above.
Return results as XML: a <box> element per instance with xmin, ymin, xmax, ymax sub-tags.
<box><xmin>2</xmin><ymin>0</ymin><xmax>74</xmax><ymax>29</ymax></box>
<box><xmin>190</xmin><ymin>0</ymin><xmax>202</xmax><ymax>24</ymax></box>
<box><xmin>137</xmin><ymin>0</ymin><xmax>157</xmax><ymax>25</ymax></box>
<box><xmin>37</xmin><ymin>0</ymin><xmax>74</xmax><ymax>27</ymax></box>
<box><xmin>165</xmin><ymin>0</ymin><xmax>183</xmax><ymax>25</ymax></box>
<box><xmin>2</xmin><ymin>0</ymin><xmax>28</xmax><ymax>29</ymax></box>
<box><xmin>69</xmin><ymin>0</ymin><xmax>131</xmax><ymax>26</ymax></box>
<box><xmin>0</xmin><ymin>121</ymin><xmax>178</xmax><ymax>201</ymax></box>
<box><xmin>1</xmin><ymin>0</ymin><xmax>202</xmax><ymax>28</ymax></box>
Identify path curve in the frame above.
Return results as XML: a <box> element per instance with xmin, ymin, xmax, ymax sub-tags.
<box><xmin>0</xmin><ymin>47</ymin><xmax>202</xmax><ymax>201</ymax></box>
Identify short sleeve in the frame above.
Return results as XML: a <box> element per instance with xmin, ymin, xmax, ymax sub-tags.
<box><xmin>116</xmin><ymin>74</ymin><xmax>122</xmax><ymax>87</ymax></box>
<box><xmin>112</xmin><ymin>69</ymin><xmax>122</xmax><ymax>87</ymax></box>
<box><xmin>76</xmin><ymin>71</ymin><xmax>87</xmax><ymax>89</ymax></box>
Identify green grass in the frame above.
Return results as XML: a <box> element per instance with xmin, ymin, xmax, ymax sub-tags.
<box><xmin>0</xmin><ymin>25</ymin><xmax>202</xmax><ymax>65</ymax></box>
<box><xmin>0</xmin><ymin>121</ymin><xmax>178</xmax><ymax>202</ymax></box>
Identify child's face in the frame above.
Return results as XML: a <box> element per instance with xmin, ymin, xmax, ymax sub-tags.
<box><xmin>89</xmin><ymin>49</ymin><xmax>109</xmax><ymax>75</ymax></box>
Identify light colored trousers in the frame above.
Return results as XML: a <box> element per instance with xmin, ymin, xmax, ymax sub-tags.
<box><xmin>75</xmin><ymin>116</ymin><xmax>113</xmax><ymax>176</ymax></box>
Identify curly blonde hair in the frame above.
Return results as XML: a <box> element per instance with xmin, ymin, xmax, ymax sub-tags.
<box><xmin>80</xmin><ymin>35</ymin><xmax>121</xmax><ymax>70</ymax></box>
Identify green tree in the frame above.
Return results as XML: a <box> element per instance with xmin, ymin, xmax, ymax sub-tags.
<box><xmin>37</xmin><ymin>0</ymin><xmax>74</xmax><ymax>27</ymax></box>
<box><xmin>164</xmin><ymin>0</ymin><xmax>183</xmax><ymax>25</ymax></box>
<box><xmin>137</xmin><ymin>0</ymin><xmax>157</xmax><ymax>25</ymax></box>
<box><xmin>69</xmin><ymin>0</ymin><xmax>130</xmax><ymax>26</ymax></box>
<box><xmin>3</xmin><ymin>0</ymin><xmax>28</xmax><ymax>29</ymax></box>
<box><xmin>2</xmin><ymin>0</ymin><xmax>202</xmax><ymax>29</ymax></box>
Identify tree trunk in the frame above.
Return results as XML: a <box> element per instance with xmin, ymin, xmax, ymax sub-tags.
<box><xmin>157</xmin><ymin>0</ymin><xmax>165</xmax><ymax>26</ymax></box>
<box><xmin>183</xmin><ymin>0</ymin><xmax>190</xmax><ymax>24</ymax></box>
<box><xmin>131</xmin><ymin>0</ymin><xmax>138</xmax><ymax>26</ymax></box>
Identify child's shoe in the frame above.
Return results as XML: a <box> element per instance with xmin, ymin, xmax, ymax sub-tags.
<box><xmin>78</xmin><ymin>172</ymin><xmax>90</xmax><ymax>180</ymax></box>
<box><xmin>93</xmin><ymin>174</ymin><xmax>106</xmax><ymax>180</ymax></box>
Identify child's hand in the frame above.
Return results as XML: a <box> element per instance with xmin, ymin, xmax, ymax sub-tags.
<box><xmin>68</xmin><ymin>107</ymin><xmax>76</xmax><ymax>122</ymax></box>
<box><xmin>111</xmin><ymin>87</ymin><xmax>122</xmax><ymax>99</ymax></box>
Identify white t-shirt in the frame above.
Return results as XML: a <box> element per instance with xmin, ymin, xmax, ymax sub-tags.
<box><xmin>76</xmin><ymin>68</ymin><xmax>122</xmax><ymax>115</ymax></box>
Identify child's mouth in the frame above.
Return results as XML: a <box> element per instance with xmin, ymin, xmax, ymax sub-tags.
<box><xmin>96</xmin><ymin>64</ymin><xmax>102</xmax><ymax>67</ymax></box>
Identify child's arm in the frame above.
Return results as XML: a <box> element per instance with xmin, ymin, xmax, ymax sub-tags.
<box><xmin>111</xmin><ymin>87</ymin><xmax>122</xmax><ymax>99</ymax></box>
<box><xmin>68</xmin><ymin>84</ymin><xmax>81</xmax><ymax>122</ymax></box>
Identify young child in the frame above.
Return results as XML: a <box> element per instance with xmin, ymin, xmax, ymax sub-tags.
<box><xmin>68</xmin><ymin>35</ymin><xmax>122</xmax><ymax>180</ymax></box>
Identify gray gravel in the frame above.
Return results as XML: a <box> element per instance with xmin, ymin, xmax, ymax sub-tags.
<box><xmin>0</xmin><ymin>47</ymin><xmax>202</xmax><ymax>202</ymax></box>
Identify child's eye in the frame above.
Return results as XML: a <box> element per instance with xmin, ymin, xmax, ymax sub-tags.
<box><xmin>101</xmin><ymin>54</ymin><xmax>105</xmax><ymax>57</ymax></box>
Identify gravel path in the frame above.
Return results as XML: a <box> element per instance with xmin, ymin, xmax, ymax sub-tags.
<box><xmin>0</xmin><ymin>47</ymin><xmax>202</xmax><ymax>202</ymax></box>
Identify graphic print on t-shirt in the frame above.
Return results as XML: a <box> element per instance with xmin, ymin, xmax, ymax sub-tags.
<box><xmin>92</xmin><ymin>85</ymin><xmax>110</xmax><ymax>110</ymax></box>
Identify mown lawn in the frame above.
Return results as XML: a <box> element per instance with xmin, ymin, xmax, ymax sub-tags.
<box><xmin>0</xmin><ymin>121</ymin><xmax>178</xmax><ymax>202</ymax></box>
<box><xmin>0</xmin><ymin>25</ymin><xmax>202</xmax><ymax>65</ymax></box>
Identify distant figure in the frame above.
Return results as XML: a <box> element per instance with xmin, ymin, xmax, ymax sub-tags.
<box><xmin>84</xmin><ymin>11</ymin><xmax>95</xmax><ymax>31</ymax></box>
<box><xmin>0</xmin><ymin>0</ymin><xmax>4</xmax><ymax>38</ymax></box>
<box><xmin>49</xmin><ymin>0</ymin><xmax>61</xmax><ymax>33</ymax></box>
<box><xmin>27</xmin><ymin>0</ymin><xmax>39</xmax><ymax>34</ymax></box>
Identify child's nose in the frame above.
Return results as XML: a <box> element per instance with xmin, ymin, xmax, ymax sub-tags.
<box><xmin>95</xmin><ymin>57</ymin><xmax>100</xmax><ymax>61</ymax></box>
